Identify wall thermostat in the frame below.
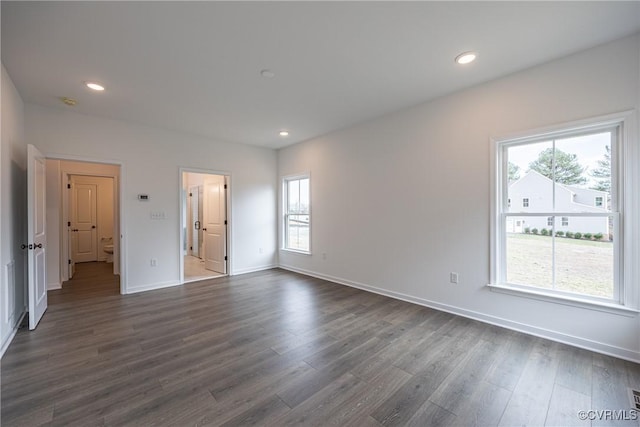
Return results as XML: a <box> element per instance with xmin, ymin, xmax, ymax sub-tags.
<box><xmin>138</xmin><ymin>194</ymin><xmax>149</xmax><ymax>201</ymax></box>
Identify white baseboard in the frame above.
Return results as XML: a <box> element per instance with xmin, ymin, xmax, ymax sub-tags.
<box><xmin>1</xmin><ymin>310</ymin><xmax>26</xmax><ymax>359</ymax></box>
<box><xmin>232</xmin><ymin>264</ymin><xmax>277</xmax><ymax>276</ymax></box>
<box><xmin>125</xmin><ymin>280</ymin><xmax>181</xmax><ymax>295</ymax></box>
<box><xmin>279</xmin><ymin>264</ymin><xmax>640</xmax><ymax>363</ymax></box>
<box><xmin>47</xmin><ymin>282</ymin><xmax>62</xmax><ymax>291</ymax></box>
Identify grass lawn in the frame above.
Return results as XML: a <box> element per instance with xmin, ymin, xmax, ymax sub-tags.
<box><xmin>506</xmin><ymin>233</ymin><xmax>613</xmax><ymax>298</ymax></box>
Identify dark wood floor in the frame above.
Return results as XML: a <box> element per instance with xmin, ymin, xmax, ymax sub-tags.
<box><xmin>2</xmin><ymin>263</ymin><xmax>639</xmax><ymax>426</ymax></box>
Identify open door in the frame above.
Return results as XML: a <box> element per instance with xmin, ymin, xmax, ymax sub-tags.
<box><xmin>27</xmin><ymin>144</ymin><xmax>47</xmax><ymax>330</ymax></box>
<box><xmin>203</xmin><ymin>175</ymin><xmax>227</xmax><ymax>274</ymax></box>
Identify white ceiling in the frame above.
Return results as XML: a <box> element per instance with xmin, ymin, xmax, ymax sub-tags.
<box><xmin>2</xmin><ymin>2</ymin><xmax>639</xmax><ymax>149</ymax></box>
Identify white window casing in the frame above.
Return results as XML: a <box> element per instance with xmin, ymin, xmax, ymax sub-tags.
<box><xmin>489</xmin><ymin>111</ymin><xmax>639</xmax><ymax>314</ymax></box>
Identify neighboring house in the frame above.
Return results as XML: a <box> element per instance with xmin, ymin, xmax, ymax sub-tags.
<box><xmin>506</xmin><ymin>170</ymin><xmax>609</xmax><ymax>236</ymax></box>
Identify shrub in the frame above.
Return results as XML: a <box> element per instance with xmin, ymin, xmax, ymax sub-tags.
<box><xmin>594</xmin><ymin>233</ymin><xmax>604</xmax><ymax>240</ymax></box>
<box><xmin>583</xmin><ymin>233</ymin><xmax>593</xmax><ymax>240</ymax></box>
<box><xmin>540</xmin><ymin>228</ymin><xmax>549</xmax><ymax>236</ymax></box>
<box><xmin>574</xmin><ymin>232</ymin><xmax>582</xmax><ymax>239</ymax></box>
<box><xmin>524</xmin><ymin>227</ymin><xmax>531</xmax><ymax>234</ymax></box>
<box><xmin>555</xmin><ymin>231</ymin><xmax>564</xmax><ymax>237</ymax></box>
<box><xmin>531</xmin><ymin>228</ymin><xmax>538</xmax><ymax>235</ymax></box>
<box><xmin>566</xmin><ymin>231</ymin><xmax>574</xmax><ymax>238</ymax></box>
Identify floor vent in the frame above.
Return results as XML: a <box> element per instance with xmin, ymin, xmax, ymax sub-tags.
<box><xmin>628</xmin><ymin>388</ymin><xmax>640</xmax><ymax>410</ymax></box>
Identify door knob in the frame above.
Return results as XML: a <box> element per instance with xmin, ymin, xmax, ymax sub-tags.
<box><xmin>92</xmin><ymin>225</ymin><xmax>96</xmax><ymax>229</ymax></box>
<box><xmin>35</xmin><ymin>243</ymin><xmax>43</xmax><ymax>249</ymax></box>
<box><xmin>203</xmin><ymin>228</ymin><xmax>207</xmax><ymax>231</ymax></box>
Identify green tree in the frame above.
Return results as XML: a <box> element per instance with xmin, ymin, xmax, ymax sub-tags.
<box><xmin>508</xmin><ymin>162</ymin><xmax>520</xmax><ymax>182</ymax></box>
<box><xmin>590</xmin><ymin>145</ymin><xmax>610</xmax><ymax>192</ymax></box>
<box><xmin>528</xmin><ymin>148</ymin><xmax>587</xmax><ymax>185</ymax></box>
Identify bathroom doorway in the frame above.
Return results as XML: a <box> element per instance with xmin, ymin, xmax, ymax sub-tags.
<box><xmin>181</xmin><ymin>170</ymin><xmax>229</xmax><ymax>283</ymax></box>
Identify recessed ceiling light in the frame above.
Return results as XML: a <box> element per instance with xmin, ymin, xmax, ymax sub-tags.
<box><xmin>279</xmin><ymin>130</ymin><xmax>289</xmax><ymax>137</ymax></box>
<box><xmin>85</xmin><ymin>82</ymin><xmax>105</xmax><ymax>91</ymax></box>
<box><xmin>455</xmin><ymin>52</ymin><xmax>477</xmax><ymax>65</ymax></box>
<box><xmin>261</xmin><ymin>69</ymin><xmax>276</xmax><ymax>78</ymax></box>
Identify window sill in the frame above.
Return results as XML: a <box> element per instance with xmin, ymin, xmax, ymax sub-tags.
<box><xmin>487</xmin><ymin>283</ymin><xmax>639</xmax><ymax>317</ymax></box>
<box><xmin>280</xmin><ymin>248</ymin><xmax>311</xmax><ymax>256</ymax></box>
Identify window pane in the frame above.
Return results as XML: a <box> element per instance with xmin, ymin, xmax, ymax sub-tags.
<box><xmin>506</xmin><ymin>219</ymin><xmax>553</xmax><ymax>289</ymax></box>
<box><xmin>299</xmin><ymin>178</ymin><xmax>309</xmax><ymax>214</ymax></box>
<box><xmin>554</xmin><ymin>132</ymin><xmax>611</xmax><ymax>211</ymax></box>
<box><xmin>554</xmin><ymin>216</ymin><xmax>613</xmax><ymax>299</ymax></box>
<box><xmin>287</xmin><ymin>214</ymin><xmax>309</xmax><ymax>251</ymax></box>
<box><xmin>507</xmin><ymin>141</ymin><xmax>553</xmax><ymax>213</ymax></box>
<box><xmin>288</xmin><ymin>179</ymin><xmax>300</xmax><ymax>213</ymax></box>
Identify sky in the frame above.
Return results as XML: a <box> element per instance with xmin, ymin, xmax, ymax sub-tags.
<box><xmin>508</xmin><ymin>131</ymin><xmax>611</xmax><ymax>188</ymax></box>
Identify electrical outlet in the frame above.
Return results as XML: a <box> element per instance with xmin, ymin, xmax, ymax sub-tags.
<box><xmin>450</xmin><ymin>272</ymin><xmax>459</xmax><ymax>284</ymax></box>
<box><xmin>150</xmin><ymin>258</ymin><xmax>157</xmax><ymax>267</ymax></box>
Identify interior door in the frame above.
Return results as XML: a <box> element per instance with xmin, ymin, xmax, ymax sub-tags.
<box><xmin>71</xmin><ymin>178</ymin><xmax>98</xmax><ymax>263</ymax></box>
<box><xmin>27</xmin><ymin>144</ymin><xmax>47</xmax><ymax>330</ymax></box>
<box><xmin>189</xmin><ymin>185</ymin><xmax>200</xmax><ymax>258</ymax></box>
<box><xmin>203</xmin><ymin>175</ymin><xmax>227</xmax><ymax>274</ymax></box>
<box><xmin>68</xmin><ymin>221</ymin><xmax>75</xmax><ymax>279</ymax></box>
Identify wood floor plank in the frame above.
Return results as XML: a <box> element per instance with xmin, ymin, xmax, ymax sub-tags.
<box><xmin>2</xmin><ymin>262</ymin><xmax>639</xmax><ymax>426</ymax></box>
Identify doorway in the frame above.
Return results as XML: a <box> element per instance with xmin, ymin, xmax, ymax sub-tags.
<box><xmin>181</xmin><ymin>171</ymin><xmax>229</xmax><ymax>283</ymax></box>
<box><xmin>48</xmin><ymin>159</ymin><xmax>122</xmax><ymax>293</ymax></box>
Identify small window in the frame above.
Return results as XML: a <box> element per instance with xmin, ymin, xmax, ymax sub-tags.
<box><xmin>547</xmin><ymin>217</ymin><xmax>553</xmax><ymax>226</ymax></box>
<box><xmin>283</xmin><ymin>175</ymin><xmax>310</xmax><ymax>252</ymax></box>
<box><xmin>562</xmin><ymin>217</ymin><xmax>569</xmax><ymax>226</ymax></box>
<box><xmin>522</xmin><ymin>198</ymin><xmax>529</xmax><ymax>207</ymax></box>
<box><xmin>595</xmin><ymin>196</ymin><xmax>603</xmax><ymax>207</ymax></box>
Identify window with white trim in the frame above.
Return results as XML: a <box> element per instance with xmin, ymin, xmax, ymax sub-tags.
<box><xmin>283</xmin><ymin>175</ymin><xmax>310</xmax><ymax>252</ymax></box>
<box><xmin>595</xmin><ymin>196</ymin><xmax>603</xmax><ymax>207</ymax></box>
<box><xmin>493</xmin><ymin>117</ymin><xmax>632</xmax><ymax>305</ymax></box>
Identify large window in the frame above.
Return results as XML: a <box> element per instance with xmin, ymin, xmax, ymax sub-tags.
<box><xmin>283</xmin><ymin>175</ymin><xmax>310</xmax><ymax>252</ymax></box>
<box><xmin>492</xmin><ymin>116</ymin><xmax>634</xmax><ymax>307</ymax></box>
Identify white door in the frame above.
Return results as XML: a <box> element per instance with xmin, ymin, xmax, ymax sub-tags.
<box><xmin>203</xmin><ymin>175</ymin><xmax>227</xmax><ymax>274</ymax></box>
<box><xmin>27</xmin><ymin>144</ymin><xmax>47</xmax><ymax>330</ymax></box>
<box><xmin>71</xmin><ymin>178</ymin><xmax>98</xmax><ymax>263</ymax></box>
<box><xmin>189</xmin><ymin>185</ymin><xmax>200</xmax><ymax>258</ymax></box>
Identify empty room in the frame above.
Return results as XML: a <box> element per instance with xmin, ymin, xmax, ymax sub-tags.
<box><xmin>1</xmin><ymin>1</ymin><xmax>640</xmax><ymax>426</ymax></box>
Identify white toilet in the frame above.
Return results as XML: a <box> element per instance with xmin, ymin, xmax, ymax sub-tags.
<box><xmin>103</xmin><ymin>237</ymin><xmax>114</xmax><ymax>263</ymax></box>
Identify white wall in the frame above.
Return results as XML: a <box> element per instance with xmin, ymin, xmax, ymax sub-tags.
<box><xmin>278</xmin><ymin>34</ymin><xmax>640</xmax><ymax>361</ymax></box>
<box><xmin>1</xmin><ymin>65</ymin><xmax>27</xmax><ymax>356</ymax></box>
<box><xmin>26</xmin><ymin>104</ymin><xmax>278</xmax><ymax>293</ymax></box>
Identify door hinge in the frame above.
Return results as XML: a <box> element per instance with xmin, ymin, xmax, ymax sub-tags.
<box><xmin>224</xmin><ymin>184</ymin><xmax>227</xmax><ymax>189</ymax></box>
<box><xmin>68</xmin><ymin>221</ymin><xmax>71</xmax><ymax>227</ymax></box>
<box><xmin>68</xmin><ymin>259</ymin><xmax>71</xmax><ymax>265</ymax></box>
<box><xmin>224</xmin><ymin>256</ymin><xmax>228</xmax><ymax>261</ymax></box>
<box><xmin>224</xmin><ymin>220</ymin><xmax>227</xmax><ymax>225</ymax></box>
<box><xmin>190</xmin><ymin>246</ymin><xmax>192</xmax><ymax>251</ymax></box>
<box><xmin>189</xmin><ymin>192</ymin><xmax>192</xmax><ymax>197</ymax></box>
<box><xmin>67</xmin><ymin>183</ymin><xmax>71</xmax><ymax>189</ymax></box>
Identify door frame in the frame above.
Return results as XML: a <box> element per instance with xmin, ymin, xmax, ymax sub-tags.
<box><xmin>179</xmin><ymin>167</ymin><xmax>231</xmax><ymax>284</ymax></box>
<box><xmin>48</xmin><ymin>154</ymin><xmax>126</xmax><ymax>295</ymax></box>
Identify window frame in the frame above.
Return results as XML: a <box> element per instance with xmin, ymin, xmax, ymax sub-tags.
<box><xmin>489</xmin><ymin>112</ymin><xmax>639</xmax><ymax>314</ymax></box>
<box><xmin>282</xmin><ymin>173</ymin><xmax>311</xmax><ymax>254</ymax></box>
